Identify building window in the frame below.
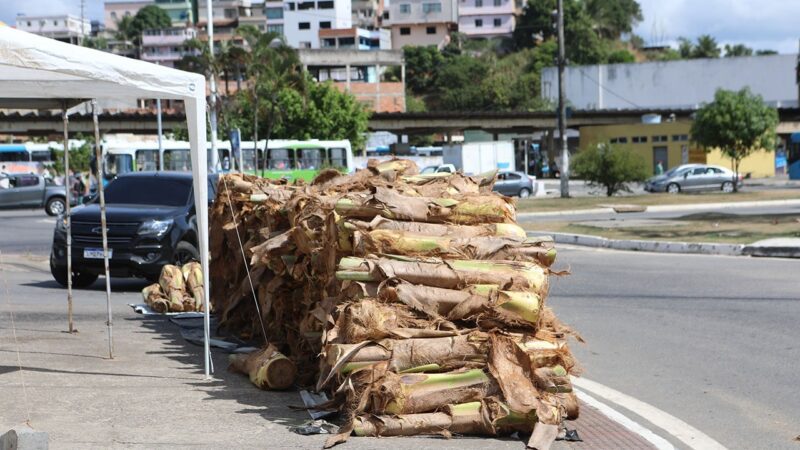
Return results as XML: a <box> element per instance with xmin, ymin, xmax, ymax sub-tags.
<box><xmin>671</xmin><ymin>134</ymin><xmax>689</xmax><ymax>141</ymax></box>
<box><xmin>299</xmin><ymin>1</ymin><xmax>315</xmax><ymax>9</ymax></box>
<box><xmin>383</xmin><ymin>11</ymin><xmax>390</xmax><ymax>19</ymax></box>
<box><xmin>265</xmin><ymin>7</ymin><xmax>283</xmax><ymax>19</ymax></box>
<box><xmin>322</xmin><ymin>37</ymin><xmax>336</xmax><ymax>47</ymax></box>
<box><xmin>426</xmin><ymin>26</ymin><xmax>436</xmax><ymax>34</ymax></box>
<box><xmin>475</xmin><ymin>18</ymin><xmax>483</xmax><ymax>27</ymax></box>
<box><xmin>652</xmin><ymin>135</ymin><xmax>668</xmax><ymax>143</ymax></box>
<box><xmin>299</xmin><ymin>22</ymin><xmax>311</xmax><ymax>29</ymax></box>
<box><xmin>318</xmin><ymin>0</ymin><xmax>334</xmax><ymax>8</ymax></box>
<box><xmin>399</xmin><ymin>3</ymin><xmax>411</xmax><ymax>13</ymax></box>
<box><xmin>267</xmin><ymin>24</ymin><xmax>284</xmax><ymax>34</ymax></box>
<box><xmin>319</xmin><ymin>21</ymin><xmax>331</xmax><ymax>29</ymax></box>
<box><xmin>610</xmin><ymin>137</ymin><xmax>628</xmax><ymax>144</ymax></box>
<box><xmin>26</xmin><ymin>21</ymin><xmax>31</xmax><ymax>26</ymax></box>
<box><xmin>400</xmin><ymin>27</ymin><xmax>411</xmax><ymax>35</ymax></box>
<box><xmin>632</xmin><ymin>136</ymin><xmax>647</xmax><ymax>143</ymax></box>
<box><xmin>224</xmin><ymin>8</ymin><xmax>237</xmax><ymax>18</ymax></box>
<box><xmin>493</xmin><ymin>18</ymin><xmax>501</xmax><ymax>27</ymax></box>
<box><xmin>422</xmin><ymin>2</ymin><xmax>442</xmax><ymax>13</ymax></box>
<box><xmin>285</xmin><ymin>2</ymin><xmax>296</xmax><ymax>10</ymax></box>
<box><xmin>300</xmin><ymin>41</ymin><xmax>312</xmax><ymax>48</ymax></box>
<box><xmin>54</xmin><ymin>20</ymin><xmax>59</xmax><ymax>26</ymax></box>
<box><xmin>494</xmin><ymin>0</ymin><xmax>502</xmax><ymax>5</ymax></box>
<box><xmin>339</xmin><ymin>37</ymin><xmax>355</xmax><ymax>47</ymax></box>
<box><xmin>475</xmin><ymin>0</ymin><xmax>483</xmax><ymax>6</ymax></box>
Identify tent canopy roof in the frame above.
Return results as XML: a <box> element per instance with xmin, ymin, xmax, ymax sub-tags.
<box><xmin>0</xmin><ymin>25</ymin><xmax>205</xmax><ymax>103</ymax></box>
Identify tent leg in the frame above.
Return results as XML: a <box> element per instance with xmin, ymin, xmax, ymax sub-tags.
<box><xmin>62</xmin><ymin>105</ymin><xmax>74</xmax><ymax>334</ymax></box>
<box><xmin>92</xmin><ymin>100</ymin><xmax>114</xmax><ymax>359</ymax></box>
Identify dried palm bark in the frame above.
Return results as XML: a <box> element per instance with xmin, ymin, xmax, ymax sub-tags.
<box><xmin>229</xmin><ymin>344</ymin><xmax>297</xmax><ymax>390</ymax></box>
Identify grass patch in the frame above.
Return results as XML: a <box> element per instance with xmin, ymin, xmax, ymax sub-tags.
<box><xmin>516</xmin><ymin>189</ymin><xmax>800</xmax><ymax>213</ymax></box>
<box><xmin>524</xmin><ymin>213</ymin><xmax>800</xmax><ymax>245</ymax></box>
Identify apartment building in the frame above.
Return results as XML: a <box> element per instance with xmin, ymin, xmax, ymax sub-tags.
<box><xmin>352</xmin><ymin>0</ymin><xmax>384</xmax><ymax>29</ymax></box>
<box><xmin>141</xmin><ymin>27</ymin><xmax>198</xmax><ymax>67</ymax></box>
<box><xmin>319</xmin><ymin>27</ymin><xmax>390</xmax><ymax>50</ymax></box>
<box><xmin>283</xmin><ymin>0</ymin><xmax>353</xmax><ymax>49</ymax></box>
<box><xmin>154</xmin><ymin>0</ymin><xmax>195</xmax><ymax>26</ymax></box>
<box><xmin>383</xmin><ymin>0</ymin><xmax>457</xmax><ymax>48</ymax></box>
<box><xmin>239</xmin><ymin>1</ymin><xmax>268</xmax><ymax>31</ymax></box>
<box><xmin>15</xmin><ymin>14</ymin><xmax>91</xmax><ymax>44</ymax></box>
<box><xmin>457</xmin><ymin>0</ymin><xmax>516</xmax><ymax>38</ymax></box>
<box><xmin>299</xmin><ymin>49</ymin><xmax>406</xmax><ymax>112</ymax></box>
<box><xmin>104</xmin><ymin>1</ymin><xmax>153</xmax><ymax>31</ymax></box>
<box><xmin>264</xmin><ymin>1</ymin><xmax>285</xmax><ymax>35</ymax></box>
<box><xmin>197</xmin><ymin>0</ymin><xmax>253</xmax><ymax>44</ymax></box>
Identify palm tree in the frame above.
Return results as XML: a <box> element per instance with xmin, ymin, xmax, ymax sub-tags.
<box><xmin>692</xmin><ymin>35</ymin><xmax>720</xmax><ymax>59</ymax></box>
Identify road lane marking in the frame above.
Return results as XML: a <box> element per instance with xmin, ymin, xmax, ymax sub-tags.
<box><xmin>574</xmin><ymin>388</ymin><xmax>675</xmax><ymax>450</ymax></box>
<box><xmin>37</xmin><ymin>219</ymin><xmax>55</xmax><ymax>224</ymax></box>
<box><xmin>573</xmin><ymin>376</ymin><xmax>727</xmax><ymax>450</ymax></box>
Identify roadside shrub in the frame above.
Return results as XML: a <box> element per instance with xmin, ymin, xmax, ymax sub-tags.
<box><xmin>572</xmin><ymin>143</ymin><xmax>649</xmax><ymax>196</ymax></box>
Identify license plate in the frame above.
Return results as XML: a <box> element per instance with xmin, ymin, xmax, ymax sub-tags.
<box><xmin>83</xmin><ymin>248</ymin><xmax>112</xmax><ymax>259</ymax></box>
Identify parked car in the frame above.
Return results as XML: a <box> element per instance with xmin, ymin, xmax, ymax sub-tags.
<box><xmin>645</xmin><ymin>164</ymin><xmax>743</xmax><ymax>194</ymax></box>
<box><xmin>493</xmin><ymin>171</ymin><xmax>535</xmax><ymax>198</ymax></box>
<box><xmin>49</xmin><ymin>171</ymin><xmax>217</xmax><ymax>287</ymax></box>
<box><xmin>420</xmin><ymin>164</ymin><xmax>457</xmax><ymax>174</ymax></box>
<box><xmin>0</xmin><ymin>173</ymin><xmax>75</xmax><ymax>215</ymax></box>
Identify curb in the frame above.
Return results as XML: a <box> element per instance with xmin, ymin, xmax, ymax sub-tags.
<box><xmin>530</xmin><ymin>231</ymin><xmax>745</xmax><ymax>256</ymax></box>
<box><xmin>518</xmin><ymin>198</ymin><xmax>800</xmax><ymax>218</ymax></box>
<box><xmin>742</xmin><ymin>245</ymin><xmax>800</xmax><ymax>258</ymax></box>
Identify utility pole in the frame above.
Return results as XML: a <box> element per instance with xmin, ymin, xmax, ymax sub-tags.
<box><xmin>79</xmin><ymin>0</ymin><xmax>86</xmax><ymax>46</ymax></box>
<box><xmin>207</xmin><ymin>0</ymin><xmax>220</xmax><ymax>172</ymax></box>
<box><xmin>557</xmin><ymin>0</ymin><xmax>570</xmax><ymax>198</ymax></box>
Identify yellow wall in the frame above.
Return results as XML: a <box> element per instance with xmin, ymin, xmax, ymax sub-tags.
<box><xmin>579</xmin><ymin>122</ymin><xmax>776</xmax><ymax>177</ymax></box>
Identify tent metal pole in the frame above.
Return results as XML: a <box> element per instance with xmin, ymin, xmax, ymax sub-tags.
<box><xmin>157</xmin><ymin>98</ymin><xmax>164</xmax><ymax>171</ymax></box>
<box><xmin>62</xmin><ymin>104</ymin><xmax>75</xmax><ymax>334</ymax></box>
<box><xmin>92</xmin><ymin>100</ymin><xmax>114</xmax><ymax>359</ymax></box>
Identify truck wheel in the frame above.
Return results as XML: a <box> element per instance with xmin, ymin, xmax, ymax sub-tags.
<box><xmin>518</xmin><ymin>188</ymin><xmax>531</xmax><ymax>198</ymax></box>
<box><xmin>174</xmin><ymin>241</ymin><xmax>200</xmax><ymax>265</ymax></box>
<box><xmin>50</xmin><ymin>258</ymin><xmax>98</xmax><ymax>288</ymax></box>
<box><xmin>45</xmin><ymin>197</ymin><xmax>66</xmax><ymax>216</ymax></box>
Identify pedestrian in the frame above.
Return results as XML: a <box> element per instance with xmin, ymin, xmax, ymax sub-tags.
<box><xmin>655</xmin><ymin>160</ymin><xmax>664</xmax><ymax>176</ymax></box>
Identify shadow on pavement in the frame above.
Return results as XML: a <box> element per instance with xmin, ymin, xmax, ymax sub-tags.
<box><xmin>21</xmin><ymin>278</ymin><xmax>150</xmax><ymax>293</ymax></box>
<box><xmin>130</xmin><ymin>315</ymin><xmax>311</xmax><ymax>427</ymax></box>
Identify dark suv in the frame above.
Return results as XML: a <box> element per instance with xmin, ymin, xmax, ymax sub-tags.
<box><xmin>50</xmin><ymin>171</ymin><xmax>216</xmax><ymax>287</ymax></box>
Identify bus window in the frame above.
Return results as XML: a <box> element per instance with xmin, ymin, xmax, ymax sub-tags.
<box><xmin>136</xmin><ymin>149</ymin><xmax>159</xmax><ymax>171</ymax></box>
<box><xmin>31</xmin><ymin>151</ymin><xmax>50</xmax><ymax>162</ymax></box>
<box><xmin>328</xmin><ymin>147</ymin><xmax>346</xmax><ymax>169</ymax></box>
<box><xmin>164</xmin><ymin>149</ymin><xmax>192</xmax><ymax>171</ymax></box>
<box><xmin>104</xmin><ymin>154</ymin><xmax>134</xmax><ymax>178</ymax></box>
<box><xmin>267</xmin><ymin>148</ymin><xmax>295</xmax><ymax>170</ymax></box>
<box><xmin>0</xmin><ymin>147</ymin><xmax>29</xmax><ymax>162</ymax></box>
<box><xmin>297</xmin><ymin>148</ymin><xmax>323</xmax><ymax>169</ymax></box>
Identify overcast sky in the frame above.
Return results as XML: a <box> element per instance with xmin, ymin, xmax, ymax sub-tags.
<box><xmin>1</xmin><ymin>0</ymin><xmax>798</xmax><ymax>54</ymax></box>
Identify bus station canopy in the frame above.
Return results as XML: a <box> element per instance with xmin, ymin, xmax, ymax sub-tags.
<box><xmin>0</xmin><ymin>24</ymin><xmax>212</xmax><ymax>373</ymax></box>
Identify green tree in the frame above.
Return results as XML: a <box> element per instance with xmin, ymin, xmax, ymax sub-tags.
<box><xmin>607</xmin><ymin>49</ymin><xmax>635</xmax><ymax>63</ymax></box>
<box><xmin>572</xmin><ymin>143</ymin><xmax>649</xmax><ymax>196</ymax></box>
<box><xmin>755</xmin><ymin>49</ymin><xmax>778</xmax><ymax>55</ymax></box>
<box><xmin>585</xmin><ymin>0</ymin><xmax>643</xmax><ymax>40</ymax></box>
<box><xmin>691</xmin><ymin>88</ymin><xmax>778</xmax><ymax>192</ymax></box>
<box><xmin>403</xmin><ymin>46</ymin><xmax>445</xmax><ymax>94</ymax></box>
<box><xmin>49</xmin><ymin>136</ymin><xmax>94</xmax><ymax>175</ymax></box>
<box><xmin>677</xmin><ymin>37</ymin><xmax>694</xmax><ymax>58</ymax></box>
<box><xmin>692</xmin><ymin>34</ymin><xmax>720</xmax><ymax>58</ymax></box>
<box><xmin>82</xmin><ymin>36</ymin><xmax>108</xmax><ymax>50</ymax></box>
<box><xmin>274</xmin><ymin>80</ymin><xmax>369</xmax><ymax>151</ymax></box>
<box><xmin>724</xmin><ymin>43</ymin><xmax>753</xmax><ymax>57</ymax></box>
<box><xmin>115</xmin><ymin>5</ymin><xmax>172</xmax><ymax>57</ymax></box>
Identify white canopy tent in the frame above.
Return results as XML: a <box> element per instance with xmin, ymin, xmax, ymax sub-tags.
<box><xmin>0</xmin><ymin>25</ymin><xmax>213</xmax><ymax>376</ymax></box>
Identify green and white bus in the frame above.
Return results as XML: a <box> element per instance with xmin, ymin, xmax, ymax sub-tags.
<box><xmin>101</xmin><ymin>139</ymin><xmax>352</xmax><ymax>182</ymax></box>
<box><xmin>260</xmin><ymin>140</ymin><xmax>353</xmax><ymax>181</ymax></box>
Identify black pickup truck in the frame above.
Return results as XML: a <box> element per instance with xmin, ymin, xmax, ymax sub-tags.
<box><xmin>49</xmin><ymin>171</ymin><xmax>216</xmax><ymax>287</ymax></box>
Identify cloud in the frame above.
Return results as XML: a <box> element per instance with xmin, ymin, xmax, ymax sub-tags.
<box><xmin>1</xmin><ymin>0</ymin><xmax>104</xmax><ymax>25</ymax></box>
<box><xmin>635</xmin><ymin>0</ymin><xmax>800</xmax><ymax>53</ymax></box>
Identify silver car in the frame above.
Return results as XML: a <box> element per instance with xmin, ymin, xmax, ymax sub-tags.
<box><xmin>493</xmin><ymin>171</ymin><xmax>535</xmax><ymax>198</ymax></box>
<box><xmin>645</xmin><ymin>164</ymin><xmax>743</xmax><ymax>194</ymax></box>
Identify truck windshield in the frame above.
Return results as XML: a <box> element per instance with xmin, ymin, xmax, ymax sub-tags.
<box><xmin>104</xmin><ymin>177</ymin><xmax>191</xmax><ymax>207</ymax></box>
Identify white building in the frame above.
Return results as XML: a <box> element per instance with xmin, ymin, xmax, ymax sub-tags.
<box><xmin>141</xmin><ymin>27</ymin><xmax>198</xmax><ymax>68</ymax></box>
<box><xmin>15</xmin><ymin>14</ymin><xmax>91</xmax><ymax>44</ymax></box>
<box><xmin>264</xmin><ymin>1</ymin><xmax>286</xmax><ymax>35</ymax></box>
<box><xmin>457</xmin><ymin>0</ymin><xmax>517</xmax><ymax>39</ymax></box>
<box><xmin>383</xmin><ymin>0</ymin><xmax>457</xmax><ymax>49</ymax></box>
<box><xmin>541</xmin><ymin>54</ymin><xmax>800</xmax><ymax>110</ymax></box>
<box><xmin>283</xmin><ymin>0</ymin><xmax>352</xmax><ymax>49</ymax></box>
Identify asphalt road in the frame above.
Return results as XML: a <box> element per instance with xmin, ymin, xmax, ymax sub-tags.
<box><xmin>2</xmin><ymin>209</ymin><xmax>798</xmax><ymax>449</ymax></box>
<box><xmin>549</xmin><ymin>246</ymin><xmax>800</xmax><ymax>449</ymax></box>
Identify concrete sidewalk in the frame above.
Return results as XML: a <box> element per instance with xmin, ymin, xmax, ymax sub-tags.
<box><xmin>0</xmin><ymin>256</ymin><xmax>670</xmax><ymax>449</ymax></box>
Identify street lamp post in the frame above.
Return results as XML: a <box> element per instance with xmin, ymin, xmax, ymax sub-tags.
<box><xmin>557</xmin><ymin>0</ymin><xmax>570</xmax><ymax>198</ymax></box>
